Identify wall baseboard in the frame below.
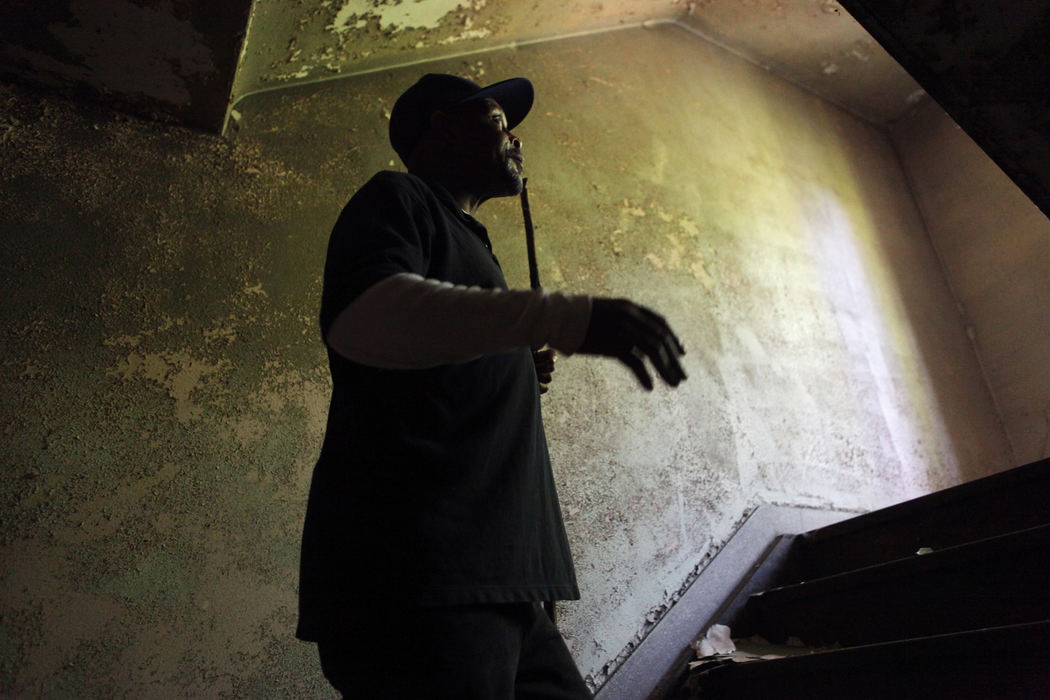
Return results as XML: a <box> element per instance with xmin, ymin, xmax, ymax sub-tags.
<box><xmin>595</xmin><ymin>504</ymin><xmax>857</xmax><ymax>700</ymax></box>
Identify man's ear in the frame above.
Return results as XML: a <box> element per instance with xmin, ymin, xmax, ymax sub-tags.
<box><xmin>426</xmin><ymin>110</ymin><xmax>460</xmax><ymax>147</ymax></box>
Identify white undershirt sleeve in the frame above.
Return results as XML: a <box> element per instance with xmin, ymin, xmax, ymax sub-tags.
<box><xmin>326</xmin><ymin>272</ymin><xmax>592</xmax><ymax>370</ymax></box>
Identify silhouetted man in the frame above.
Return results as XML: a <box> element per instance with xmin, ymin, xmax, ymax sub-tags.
<box><xmin>297</xmin><ymin>73</ymin><xmax>686</xmax><ymax>698</ymax></box>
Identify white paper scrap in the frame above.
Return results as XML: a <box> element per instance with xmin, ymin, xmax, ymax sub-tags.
<box><xmin>693</xmin><ymin>623</ymin><xmax>736</xmax><ymax>657</ymax></box>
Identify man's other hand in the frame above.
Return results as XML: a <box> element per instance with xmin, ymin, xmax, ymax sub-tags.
<box><xmin>577</xmin><ymin>298</ymin><xmax>687</xmax><ymax>391</ymax></box>
<box><xmin>532</xmin><ymin>347</ymin><xmax>556</xmax><ymax>394</ymax></box>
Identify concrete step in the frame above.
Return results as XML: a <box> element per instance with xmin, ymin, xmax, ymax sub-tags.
<box><xmin>781</xmin><ymin>458</ymin><xmax>1050</xmax><ymax>583</ymax></box>
<box><xmin>743</xmin><ymin>522</ymin><xmax>1050</xmax><ymax>646</ymax></box>
<box><xmin>685</xmin><ymin>620</ymin><xmax>1050</xmax><ymax>699</ymax></box>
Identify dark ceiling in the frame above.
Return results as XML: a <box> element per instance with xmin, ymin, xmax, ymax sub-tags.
<box><xmin>838</xmin><ymin>0</ymin><xmax>1050</xmax><ymax>218</ymax></box>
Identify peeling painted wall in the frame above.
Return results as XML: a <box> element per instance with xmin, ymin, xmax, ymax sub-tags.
<box><xmin>1</xmin><ymin>22</ymin><xmax>1017</xmax><ymax>696</ymax></box>
<box><xmin>1</xmin><ymin>81</ymin><xmax>333</xmax><ymax>695</ymax></box>
<box><xmin>229</xmin><ymin>0</ymin><xmax>922</xmax><ymax>131</ymax></box>
<box><xmin>231</xmin><ymin>0</ymin><xmax>684</xmax><ymax>106</ymax></box>
<box><xmin>0</xmin><ymin>0</ymin><xmax>251</xmax><ymax>132</ymax></box>
<box><xmin>0</xmin><ymin>0</ymin><xmax>933</xmax><ymax>137</ymax></box>
<box><xmin>891</xmin><ymin>97</ymin><xmax>1050</xmax><ymax>466</ymax></box>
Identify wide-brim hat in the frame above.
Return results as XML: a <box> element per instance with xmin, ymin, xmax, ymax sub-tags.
<box><xmin>389</xmin><ymin>73</ymin><xmax>534</xmax><ymax>164</ymax></box>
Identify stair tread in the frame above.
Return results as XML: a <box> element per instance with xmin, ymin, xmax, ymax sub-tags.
<box><xmin>713</xmin><ymin>619</ymin><xmax>1050</xmax><ymax>669</ymax></box>
<box><xmin>759</xmin><ymin>521</ymin><xmax>1050</xmax><ymax>601</ymax></box>
<box><xmin>802</xmin><ymin>458</ymin><xmax>1050</xmax><ymax>544</ymax></box>
<box><xmin>786</xmin><ymin>458</ymin><xmax>1050</xmax><ymax>582</ymax></box>
<box><xmin>686</xmin><ymin>620</ymin><xmax>1050</xmax><ymax>699</ymax></box>
<box><xmin>739</xmin><ymin>524</ymin><xmax>1050</xmax><ymax>645</ymax></box>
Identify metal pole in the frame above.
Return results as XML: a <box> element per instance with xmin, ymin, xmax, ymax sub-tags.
<box><xmin>520</xmin><ymin>178</ymin><xmax>541</xmax><ymax>290</ymax></box>
<box><xmin>522</xmin><ymin>177</ymin><xmax>555</xmax><ymax>626</ymax></box>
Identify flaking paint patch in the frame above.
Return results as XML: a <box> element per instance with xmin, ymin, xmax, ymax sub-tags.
<box><xmin>0</xmin><ymin>80</ymin><xmax>335</xmax><ymax>696</ymax></box>
<box><xmin>329</xmin><ymin>0</ymin><xmax>486</xmax><ymax>33</ymax></box>
<box><xmin>628</xmin><ymin>204</ymin><xmax>716</xmax><ymax>287</ymax></box>
<box><xmin>109</xmin><ymin>350</ymin><xmax>229</xmax><ymax>424</ymax></box>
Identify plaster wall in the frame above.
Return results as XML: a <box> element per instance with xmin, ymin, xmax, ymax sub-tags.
<box><xmin>676</xmin><ymin>0</ymin><xmax>923</xmax><ymax>124</ymax></box>
<box><xmin>1</xmin><ymin>24</ymin><xmax>1011</xmax><ymax>695</ymax></box>
<box><xmin>229</xmin><ymin>0</ymin><xmax>921</xmax><ymax>132</ymax></box>
<box><xmin>230</xmin><ymin>0</ymin><xmax>683</xmax><ymax>106</ymax></box>
<box><xmin>891</xmin><ymin>97</ymin><xmax>1050</xmax><ymax>466</ymax></box>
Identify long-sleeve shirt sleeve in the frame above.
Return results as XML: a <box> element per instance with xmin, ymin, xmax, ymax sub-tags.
<box><xmin>326</xmin><ymin>272</ymin><xmax>591</xmax><ymax>370</ymax></box>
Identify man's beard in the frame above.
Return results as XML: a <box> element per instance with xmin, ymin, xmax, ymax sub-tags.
<box><xmin>498</xmin><ymin>159</ymin><xmax>524</xmax><ymax>196</ymax></box>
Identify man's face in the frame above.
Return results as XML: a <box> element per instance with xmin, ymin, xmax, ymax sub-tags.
<box><xmin>442</xmin><ymin>97</ymin><xmax>524</xmax><ymax>198</ymax></box>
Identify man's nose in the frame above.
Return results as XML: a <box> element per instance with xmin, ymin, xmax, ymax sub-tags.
<box><xmin>510</xmin><ymin>133</ymin><xmax>522</xmax><ymax>150</ymax></box>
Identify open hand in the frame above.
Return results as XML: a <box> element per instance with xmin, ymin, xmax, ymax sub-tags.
<box><xmin>577</xmin><ymin>298</ymin><xmax>687</xmax><ymax>390</ymax></box>
<box><xmin>532</xmin><ymin>347</ymin><xmax>556</xmax><ymax>394</ymax></box>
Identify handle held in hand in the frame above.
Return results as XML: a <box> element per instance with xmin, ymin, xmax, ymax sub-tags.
<box><xmin>520</xmin><ymin>178</ymin><xmax>541</xmax><ymax>291</ymax></box>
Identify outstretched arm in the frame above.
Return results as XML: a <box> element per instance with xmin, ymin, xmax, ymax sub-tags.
<box><xmin>328</xmin><ymin>273</ymin><xmax>686</xmax><ymax>390</ymax></box>
<box><xmin>326</xmin><ymin>272</ymin><xmax>590</xmax><ymax>369</ymax></box>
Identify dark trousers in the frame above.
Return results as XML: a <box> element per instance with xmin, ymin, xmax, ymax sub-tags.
<box><xmin>317</xmin><ymin>602</ymin><xmax>592</xmax><ymax>699</ymax></box>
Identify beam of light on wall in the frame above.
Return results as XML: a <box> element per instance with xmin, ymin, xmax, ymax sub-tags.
<box><xmin>801</xmin><ymin>185</ymin><xmax>959</xmax><ymax>498</ymax></box>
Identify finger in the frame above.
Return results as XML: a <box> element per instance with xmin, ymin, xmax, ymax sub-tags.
<box><xmin>624</xmin><ymin>325</ymin><xmax>681</xmax><ymax>387</ymax></box>
<box><xmin>625</xmin><ymin>314</ymin><xmax>688</xmax><ymax>386</ymax></box>
<box><xmin>534</xmin><ymin>358</ymin><xmax>555</xmax><ymax>372</ymax></box>
<box><xmin>639</xmin><ymin>345</ymin><xmax>681</xmax><ymax>387</ymax></box>
<box><xmin>633</xmin><ymin>305</ymin><xmax>685</xmax><ymax>356</ymax></box>
<box><xmin>620</xmin><ymin>350</ymin><xmax>654</xmax><ymax>391</ymax></box>
<box><xmin>536</xmin><ymin>371</ymin><xmax>553</xmax><ymax>384</ymax></box>
<box><xmin>654</xmin><ymin>331</ymin><xmax>688</xmax><ymax>384</ymax></box>
<box><xmin>533</xmin><ymin>349</ymin><xmax>555</xmax><ymax>371</ymax></box>
<box><xmin>637</xmin><ymin>305</ymin><xmax>686</xmax><ymax>356</ymax></box>
<box><xmin>538</xmin><ymin>382</ymin><xmax>549</xmax><ymax>394</ymax></box>
<box><xmin>653</xmin><ymin>342</ymin><xmax>687</xmax><ymax>386</ymax></box>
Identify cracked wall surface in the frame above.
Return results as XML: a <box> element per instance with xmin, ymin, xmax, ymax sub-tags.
<box><xmin>0</xmin><ymin>22</ymin><xmax>1022</xmax><ymax>696</ymax></box>
<box><xmin>229</xmin><ymin>0</ymin><xmax>921</xmax><ymax>129</ymax></box>
<box><xmin>0</xmin><ymin>0</ymin><xmax>925</xmax><ymax>135</ymax></box>
<box><xmin>232</xmin><ymin>0</ymin><xmax>681</xmax><ymax>98</ymax></box>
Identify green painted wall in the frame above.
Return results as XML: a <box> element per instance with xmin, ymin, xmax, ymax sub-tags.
<box><xmin>1</xmin><ymin>24</ymin><xmax>1011</xmax><ymax>694</ymax></box>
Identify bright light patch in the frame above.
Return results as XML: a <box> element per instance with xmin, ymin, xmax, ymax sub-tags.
<box><xmin>803</xmin><ymin>186</ymin><xmax>958</xmax><ymax>497</ymax></box>
<box><xmin>329</xmin><ymin>0</ymin><xmax>470</xmax><ymax>33</ymax></box>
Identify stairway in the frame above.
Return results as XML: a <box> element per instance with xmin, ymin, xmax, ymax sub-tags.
<box><xmin>680</xmin><ymin>458</ymin><xmax>1050</xmax><ymax>699</ymax></box>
